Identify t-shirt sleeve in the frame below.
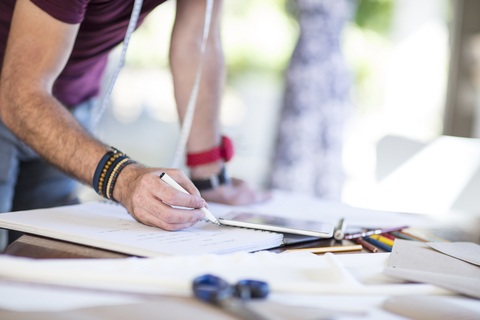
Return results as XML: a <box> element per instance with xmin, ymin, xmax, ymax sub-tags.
<box><xmin>30</xmin><ymin>0</ymin><xmax>90</xmax><ymax>24</ymax></box>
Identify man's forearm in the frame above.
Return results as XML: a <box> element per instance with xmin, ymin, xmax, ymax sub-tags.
<box><xmin>0</xmin><ymin>89</ymin><xmax>107</xmax><ymax>186</ymax></box>
<box><xmin>0</xmin><ymin>0</ymin><xmax>106</xmax><ymax>186</ymax></box>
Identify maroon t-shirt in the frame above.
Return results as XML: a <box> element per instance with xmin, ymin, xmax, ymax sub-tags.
<box><xmin>0</xmin><ymin>0</ymin><xmax>166</xmax><ymax>107</ymax></box>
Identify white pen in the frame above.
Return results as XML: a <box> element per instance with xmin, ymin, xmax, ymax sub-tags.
<box><xmin>159</xmin><ymin>172</ymin><xmax>221</xmax><ymax>226</ymax></box>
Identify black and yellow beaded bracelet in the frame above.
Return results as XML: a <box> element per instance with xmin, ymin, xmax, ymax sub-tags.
<box><xmin>93</xmin><ymin>147</ymin><xmax>134</xmax><ymax>200</ymax></box>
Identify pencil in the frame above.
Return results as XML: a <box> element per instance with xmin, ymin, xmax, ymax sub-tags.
<box><xmin>356</xmin><ymin>238</ymin><xmax>378</xmax><ymax>253</ymax></box>
<box><xmin>287</xmin><ymin>245</ymin><xmax>363</xmax><ymax>254</ymax></box>
<box><xmin>399</xmin><ymin>231</ymin><xmax>427</xmax><ymax>242</ymax></box>
<box><xmin>390</xmin><ymin>231</ymin><xmax>422</xmax><ymax>242</ymax></box>
<box><xmin>370</xmin><ymin>234</ymin><xmax>394</xmax><ymax>247</ymax></box>
<box><xmin>402</xmin><ymin>229</ymin><xmax>450</xmax><ymax>242</ymax></box>
<box><xmin>344</xmin><ymin>226</ymin><xmax>408</xmax><ymax>240</ymax></box>
<box><xmin>382</xmin><ymin>233</ymin><xmax>396</xmax><ymax>241</ymax></box>
<box><xmin>364</xmin><ymin>237</ymin><xmax>392</xmax><ymax>252</ymax></box>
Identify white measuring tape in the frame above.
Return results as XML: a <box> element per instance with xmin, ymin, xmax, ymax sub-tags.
<box><xmin>171</xmin><ymin>0</ymin><xmax>214</xmax><ymax>168</ymax></box>
<box><xmin>93</xmin><ymin>0</ymin><xmax>214</xmax><ymax>169</ymax></box>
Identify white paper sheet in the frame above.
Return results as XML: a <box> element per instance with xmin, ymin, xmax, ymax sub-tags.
<box><xmin>3</xmin><ymin>252</ymin><xmax>479</xmax><ymax>320</ymax></box>
<box><xmin>0</xmin><ymin>202</ymin><xmax>282</xmax><ymax>256</ymax></box>
<box><xmin>0</xmin><ymin>281</ymin><xmax>143</xmax><ymax>312</ymax></box>
<box><xmin>0</xmin><ymin>252</ymin><xmax>451</xmax><ymax>297</ymax></box>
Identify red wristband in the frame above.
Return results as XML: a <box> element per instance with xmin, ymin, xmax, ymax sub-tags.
<box><xmin>186</xmin><ymin>136</ymin><xmax>234</xmax><ymax>167</ymax></box>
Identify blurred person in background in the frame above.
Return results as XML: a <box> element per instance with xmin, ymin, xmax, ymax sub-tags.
<box><xmin>271</xmin><ymin>0</ymin><xmax>353</xmax><ymax>200</ymax></box>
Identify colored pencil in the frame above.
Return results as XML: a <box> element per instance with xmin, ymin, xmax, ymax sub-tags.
<box><xmin>402</xmin><ymin>229</ymin><xmax>450</xmax><ymax>242</ymax></box>
<box><xmin>364</xmin><ymin>237</ymin><xmax>392</xmax><ymax>252</ymax></box>
<box><xmin>287</xmin><ymin>245</ymin><xmax>363</xmax><ymax>254</ymax></box>
<box><xmin>399</xmin><ymin>231</ymin><xmax>427</xmax><ymax>242</ymax></box>
<box><xmin>344</xmin><ymin>226</ymin><xmax>408</xmax><ymax>240</ymax></box>
<box><xmin>370</xmin><ymin>234</ymin><xmax>394</xmax><ymax>247</ymax></box>
<box><xmin>382</xmin><ymin>233</ymin><xmax>396</xmax><ymax>241</ymax></box>
<box><xmin>390</xmin><ymin>231</ymin><xmax>421</xmax><ymax>242</ymax></box>
<box><xmin>356</xmin><ymin>238</ymin><xmax>378</xmax><ymax>253</ymax></box>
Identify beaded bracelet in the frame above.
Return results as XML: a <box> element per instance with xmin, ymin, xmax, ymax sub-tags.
<box><xmin>93</xmin><ymin>151</ymin><xmax>115</xmax><ymax>195</ymax></box>
<box><xmin>101</xmin><ymin>155</ymin><xmax>129</xmax><ymax>197</ymax></box>
<box><xmin>98</xmin><ymin>153</ymin><xmax>124</xmax><ymax>197</ymax></box>
<box><xmin>93</xmin><ymin>147</ymin><xmax>132</xmax><ymax>199</ymax></box>
<box><xmin>105</xmin><ymin>158</ymin><xmax>136</xmax><ymax>201</ymax></box>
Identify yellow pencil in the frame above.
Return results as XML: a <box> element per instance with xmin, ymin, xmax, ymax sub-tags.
<box><xmin>287</xmin><ymin>245</ymin><xmax>363</xmax><ymax>254</ymax></box>
<box><xmin>370</xmin><ymin>234</ymin><xmax>394</xmax><ymax>247</ymax></box>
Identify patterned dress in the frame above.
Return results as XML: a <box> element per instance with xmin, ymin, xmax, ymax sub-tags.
<box><xmin>270</xmin><ymin>0</ymin><xmax>353</xmax><ymax>200</ymax></box>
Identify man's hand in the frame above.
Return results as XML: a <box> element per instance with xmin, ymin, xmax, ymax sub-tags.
<box><xmin>113</xmin><ymin>164</ymin><xmax>207</xmax><ymax>231</ymax></box>
<box><xmin>200</xmin><ymin>178</ymin><xmax>272</xmax><ymax>206</ymax></box>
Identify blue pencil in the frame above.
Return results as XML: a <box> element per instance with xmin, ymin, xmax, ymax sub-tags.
<box><xmin>364</xmin><ymin>236</ymin><xmax>392</xmax><ymax>252</ymax></box>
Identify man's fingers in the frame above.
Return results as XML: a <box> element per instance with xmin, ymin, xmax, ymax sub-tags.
<box><xmin>132</xmin><ymin>198</ymin><xmax>204</xmax><ymax>225</ymax></box>
<box><xmin>157</xmin><ymin>176</ymin><xmax>206</xmax><ymax>209</ymax></box>
<box><xmin>121</xmin><ymin>167</ymin><xmax>210</xmax><ymax>231</ymax></box>
<box><xmin>153</xmin><ymin>204</ymin><xmax>205</xmax><ymax>225</ymax></box>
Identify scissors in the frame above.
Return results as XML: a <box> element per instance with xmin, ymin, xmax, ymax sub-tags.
<box><xmin>192</xmin><ymin>274</ymin><xmax>271</xmax><ymax>320</ymax></box>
